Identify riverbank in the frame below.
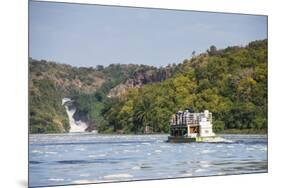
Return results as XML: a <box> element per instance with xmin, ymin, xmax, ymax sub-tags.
<box><xmin>99</xmin><ymin>128</ymin><xmax>267</xmax><ymax>135</ymax></box>
<box><xmin>29</xmin><ymin>129</ymin><xmax>267</xmax><ymax>135</ymax></box>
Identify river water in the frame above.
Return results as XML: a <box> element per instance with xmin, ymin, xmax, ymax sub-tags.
<box><xmin>29</xmin><ymin>134</ymin><xmax>267</xmax><ymax>187</ymax></box>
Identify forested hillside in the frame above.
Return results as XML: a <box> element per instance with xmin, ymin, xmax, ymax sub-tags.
<box><xmin>29</xmin><ymin>59</ymin><xmax>175</xmax><ymax>133</ymax></box>
<box><xmin>29</xmin><ymin>39</ymin><xmax>267</xmax><ymax>134</ymax></box>
<box><xmin>101</xmin><ymin>39</ymin><xmax>268</xmax><ymax>134</ymax></box>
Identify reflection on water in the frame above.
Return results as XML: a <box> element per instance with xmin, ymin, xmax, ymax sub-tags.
<box><xmin>29</xmin><ymin>134</ymin><xmax>267</xmax><ymax>187</ymax></box>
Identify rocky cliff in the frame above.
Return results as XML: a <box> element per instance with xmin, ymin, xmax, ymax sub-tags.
<box><xmin>107</xmin><ymin>66</ymin><xmax>176</xmax><ymax>97</ymax></box>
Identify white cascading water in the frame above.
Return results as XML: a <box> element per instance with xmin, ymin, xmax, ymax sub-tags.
<box><xmin>62</xmin><ymin>98</ymin><xmax>88</xmax><ymax>133</ymax></box>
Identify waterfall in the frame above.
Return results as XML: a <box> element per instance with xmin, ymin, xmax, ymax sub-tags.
<box><xmin>62</xmin><ymin>98</ymin><xmax>88</xmax><ymax>133</ymax></box>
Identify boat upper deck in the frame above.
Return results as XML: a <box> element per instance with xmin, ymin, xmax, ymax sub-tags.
<box><xmin>170</xmin><ymin>110</ymin><xmax>212</xmax><ymax>126</ymax></box>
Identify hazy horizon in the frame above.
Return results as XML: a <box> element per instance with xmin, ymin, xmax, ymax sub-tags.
<box><xmin>29</xmin><ymin>1</ymin><xmax>267</xmax><ymax>68</ymax></box>
<box><xmin>29</xmin><ymin>37</ymin><xmax>267</xmax><ymax>69</ymax></box>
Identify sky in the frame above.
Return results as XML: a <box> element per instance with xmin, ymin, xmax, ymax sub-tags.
<box><xmin>29</xmin><ymin>1</ymin><xmax>267</xmax><ymax>68</ymax></box>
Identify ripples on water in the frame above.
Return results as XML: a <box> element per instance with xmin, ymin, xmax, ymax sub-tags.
<box><xmin>29</xmin><ymin>134</ymin><xmax>267</xmax><ymax>187</ymax></box>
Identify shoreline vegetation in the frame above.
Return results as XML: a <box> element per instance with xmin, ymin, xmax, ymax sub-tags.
<box><xmin>30</xmin><ymin>129</ymin><xmax>267</xmax><ymax>135</ymax></box>
<box><xmin>29</xmin><ymin>39</ymin><xmax>267</xmax><ymax>134</ymax></box>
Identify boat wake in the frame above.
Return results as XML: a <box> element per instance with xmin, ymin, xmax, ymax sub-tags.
<box><xmin>201</xmin><ymin>137</ymin><xmax>233</xmax><ymax>143</ymax></box>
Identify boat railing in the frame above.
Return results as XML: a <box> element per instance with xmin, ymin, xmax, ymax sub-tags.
<box><xmin>170</xmin><ymin>112</ymin><xmax>212</xmax><ymax>126</ymax></box>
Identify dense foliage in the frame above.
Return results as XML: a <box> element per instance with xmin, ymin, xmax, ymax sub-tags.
<box><xmin>72</xmin><ymin>64</ymin><xmax>179</xmax><ymax>130</ymax></box>
<box><xmin>30</xmin><ymin>78</ymin><xmax>69</xmax><ymax>133</ymax></box>
<box><xmin>100</xmin><ymin>39</ymin><xmax>267</xmax><ymax>134</ymax></box>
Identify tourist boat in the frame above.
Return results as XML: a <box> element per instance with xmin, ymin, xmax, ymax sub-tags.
<box><xmin>167</xmin><ymin>109</ymin><xmax>219</xmax><ymax>143</ymax></box>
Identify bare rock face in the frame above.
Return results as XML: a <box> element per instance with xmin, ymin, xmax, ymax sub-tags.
<box><xmin>107</xmin><ymin>68</ymin><xmax>173</xmax><ymax>98</ymax></box>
